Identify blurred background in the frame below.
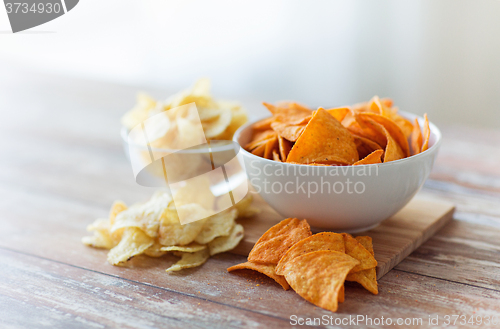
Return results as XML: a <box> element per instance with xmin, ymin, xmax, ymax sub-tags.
<box><xmin>1</xmin><ymin>0</ymin><xmax>499</xmax><ymax>128</ymax></box>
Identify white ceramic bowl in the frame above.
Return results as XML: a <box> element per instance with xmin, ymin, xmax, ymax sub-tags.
<box><xmin>233</xmin><ymin>111</ymin><xmax>442</xmax><ymax>232</ymax></box>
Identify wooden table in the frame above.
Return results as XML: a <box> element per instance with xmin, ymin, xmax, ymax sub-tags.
<box><xmin>1</xmin><ymin>70</ymin><xmax>500</xmax><ymax>328</ymax></box>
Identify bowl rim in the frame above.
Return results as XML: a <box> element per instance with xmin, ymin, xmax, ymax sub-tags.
<box><xmin>233</xmin><ymin>110</ymin><xmax>442</xmax><ymax>168</ymax></box>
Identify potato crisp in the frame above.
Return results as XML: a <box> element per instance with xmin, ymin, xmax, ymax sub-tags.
<box><xmin>245</xmin><ymin>97</ymin><xmax>431</xmax><ymax>165</ymax></box>
<box><xmin>83</xmin><ymin>191</ymin><xmax>256</xmax><ymax>272</ymax></box>
<box><xmin>228</xmin><ymin>218</ymin><xmax>379</xmax><ymax>312</ymax></box>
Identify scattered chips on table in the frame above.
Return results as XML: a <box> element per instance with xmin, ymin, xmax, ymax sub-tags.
<box><xmin>245</xmin><ymin>96</ymin><xmax>431</xmax><ymax>165</ymax></box>
<box><xmin>121</xmin><ymin>79</ymin><xmax>248</xmax><ymax>144</ymax></box>
<box><xmin>228</xmin><ymin>218</ymin><xmax>379</xmax><ymax>312</ymax></box>
<box><xmin>248</xmin><ymin>217</ymin><xmax>312</xmax><ymax>264</ymax></box>
<box><xmin>83</xmin><ymin>190</ymin><xmax>256</xmax><ymax>272</ymax></box>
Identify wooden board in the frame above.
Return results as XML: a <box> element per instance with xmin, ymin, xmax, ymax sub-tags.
<box><xmin>233</xmin><ymin>195</ymin><xmax>455</xmax><ymax>279</ymax></box>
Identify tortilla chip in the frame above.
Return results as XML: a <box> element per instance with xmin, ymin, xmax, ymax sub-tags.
<box><xmin>287</xmin><ymin>108</ymin><xmax>359</xmax><ymax>165</ymax></box>
<box><xmin>352</xmin><ymin>134</ymin><xmax>383</xmax><ymax>159</ymax></box>
<box><xmin>342</xmin><ymin>233</ymin><xmax>377</xmax><ymax>273</ymax></box>
<box><xmin>281</xmin><ymin>250</ymin><xmax>359</xmax><ymax>313</ymax></box>
<box><xmin>346</xmin><ymin>236</ymin><xmax>378</xmax><ymax>294</ymax></box>
<box><xmin>251</xmin><ymin>142</ymin><xmax>267</xmax><ymax>157</ymax></box>
<box><xmin>353</xmin><ymin>149</ymin><xmax>384</xmax><ymax>165</ymax></box>
<box><xmin>263</xmin><ymin>136</ymin><xmax>279</xmax><ymax>160</ymax></box>
<box><xmin>227</xmin><ymin>261</ymin><xmax>290</xmax><ymax>290</ymax></box>
<box><xmin>252</xmin><ymin>117</ymin><xmax>274</xmax><ymax>131</ymax></box>
<box><xmin>275</xmin><ymin>232</ymin><xmax>345</xmax><ymax>275</ymax></box>
<box><xmin>361</xmin><ymin>118</ymin><xmax>405</xmax><ymax>163</ymax></box>
<box><xmin>264</xmin><ymin>102</ymin><xmax>312</xmax><ymax>124</ymax></box>
<box><xmin>325</xmin><ymin>107</ymin><xmax>350</xmax><ymax>123</ymax></box>
<box><xmin>422</xmin><ymin>113</ymin><xmax>430</xmax><ymax>152</ymax></box>
<box><xmin>410</xmin><ymin>118</ymin><xmax>423</xmax><ymax>156</ymax></box>
<box><xmin>278</xmin><ymin>136</ymin><xmax>293</xmax><ymax>161</ymax></box>
<box><xmin>271</xmin><ymin>122</ymin><xmax>306</xmax><ymax>142</ymax></box>
<box><xmin>338</xmin><ymin>285</ymin><xmax>345</xmax><ymax>303</ymax></box>
<box><xmin>248</xmin><ymin>218</ymin><xmax>312</xmax><ymax>265</ymax></box>
<box><xmin>357</xmin><ymin>112</ymin><xmax>410</xmax><ymax>157</ymax></box>
<box><xmin>272</xmin><ymin>149</ymin><xmax>281</xmax><ymax>162</ymax></box>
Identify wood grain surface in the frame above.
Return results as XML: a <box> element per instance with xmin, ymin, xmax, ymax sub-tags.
<box><xmin>233</xmin><ymin>197</ymin><xmax>455</xmax><ymax>280</ymax></box>
<box><xmin>0</xmin><ymin>69</ymin><xmax>499</xmax><ymax>328</ymax></box>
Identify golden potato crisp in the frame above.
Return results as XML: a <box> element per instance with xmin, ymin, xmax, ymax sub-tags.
<box><xmin>107</xmin><ymin>228</ymin><xmax>154</xmax><ymax>266</ymax></box>
<box><xmin>342</xmin><ymin>233</ymin><xmax>377</xmax><ymax>273</ymax></box>
<box><xmin>282</xmin><ymin>251</ymin><xmax>359</xmax><ymax>313</ymax></box>
<box><xmin>227</xmin><ymin>261</ymin><xmax>290</xmax><ymax>290</ymax></box>
<box><xmin>287</xmin><ymin>108</ymin><xmax>359</xmax><ymax>165</ymax></box>
<box><xmin>346</xmin><ymin>236</ymin><xmax>378</xmax><ymax>295</ymax></box>
<box><xmin>248</xmin><ymin>218</ymin><xmax>312</xmax><ymax>265</ymax></box>
<box><xmin>194</xmin><ymin>209</ymin><xmax>237</xmax><ymax>244</ymax></box>
<box><xmin>166</xmin><ymin>249</ymin><xmax>210</xmax><ymax>272</ymax></box>
<box><xmin>161</xmin><ymin>243</ymin><xmax>207</xmax><ymax>253</ymax></box>
<box><xmin>109</xmin><ymin>201</ymin><xmax>127</xmax><ymax>226</ymax></box>
<box><xmin>353</xmin><ymin>149</ymin><xmax>384</xmax><ymax>166</ymax></box>
<box><xmin>209</xmin><ymin>224</ymin><xmax>244</xmax><ymax>256</ymax></box>
<box><xmin>158</xmin><ymin>204</ymin><xmax>208</xmax><ymax>246</ymax></box>
<box><xmin>275</xmin><ymin>232</ymin><xmax>344</xmax><ymax>275</ymax></box>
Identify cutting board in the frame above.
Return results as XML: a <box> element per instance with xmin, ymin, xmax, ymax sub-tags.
<box><xmin>232</xmin><ymin>195</ymin><xmax>455</xmax><ymax>279</ymax></box>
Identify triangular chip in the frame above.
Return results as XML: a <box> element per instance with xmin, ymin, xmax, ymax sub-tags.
<box><xmin>353</xmin><ymin>149</ymin><xmax>384</xmax><ymax>165</ymax></box>
<box><xmin>342</xmin><ymin>233</ymin><xmax>377</xmax><ymax>272</ymax></box>
<box><xmin>278</xmin><ymin>136</ymin><xmax>293</xmax><ymax>161</ymax></box>
<box><xmin>357</xmin><ymin>112</ymin><xmax>410</xmax><ymax>157</ymax></box>
<box><xmin>352</xmin><ymin>134</ymin><xmax>383</xmax><ymax>160</ymax></box>
<box><xmin>325</xmin><ymin>107</ymin><xmax>350</xmax><ymax>123</ymax></box>
<box><xmin>281</xmin><ymin>250</ymin><xmax>359</xmax><ymax>313</ymax></box>
<box><xmin>271</xmin><ymin>122</ymin><xmax>305</xmax><ymax>142</ymax></box>
<box><xmin>422</xmin><ymin>113</ymin><xmax>430</xmax><ymax>152</ymax></box>
<box><xmin>227</xmin><ymin>261</ymin><xmax>290</xmax><ymax>290</ymax></box>
<box><xmin>287</xmin><ymin>108</ymin><xmax>359</xmax><ymax>165</ymax></box>
<box><xmin>361</xmin><ymin>119</ymin><xmax>405</xmax><ymax>163</ymax></box>
<box><xmin>346</xmin><ymin>236</ymin><xmax>378</xmax><ymax>294</ymax></box>
<box><xmin>263</xmin><ymin>136</ymin><xmax>279</xmax><ymax>160</ymax></box>
<box><xmin>264</xmin><ymin>102</ymin><xmax>312</xmax><ymax>124</ymax></box>
<box><xmin>275</xmin><ymin>232</ymin><xmax>344</xmax><ymax>275</ymax></box>
<box><xmin>248</xmin><ymin>218</ymin><xmax>312</xmax><ymax>264</ymax></box>
<box><xmin>410</xmin><ymin>118</ymin><xmax>423</xmax><ymax>156</ymax></box>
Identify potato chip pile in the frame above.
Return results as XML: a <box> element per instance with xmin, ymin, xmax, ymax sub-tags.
<box><xmin>122</xmin><ymin>79</ymin><xmax>248</xmax><ymax>144</ymax></box>
<box><xmin>82</xmin><ymin>188</ymin><xmax>258</xmax><ymax>272</ymax></box>
<box><xmin>245</xmin><ymin>97</ymin><xmax>430</xmax><ymax>165</ymax></box>
<box><xmin>228</xmin><ymin>218</ymin><xmax>378</xmax><ymax>313</ymax></box>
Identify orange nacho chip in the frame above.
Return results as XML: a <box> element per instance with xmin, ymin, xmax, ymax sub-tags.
<box><xmin>252</xmin><ymin>117</ymin><xmax>274</xmax><ymax>131</ymax></box>
<box><xmin>271</xmin><ymin>121</ymin><xmax>306</xmax><ymax>142</ymax></box>
<box><xmin>353</xmin><ymin>149</ymin><xmax>384</xmax><ymax>166</ymax></box>
<box><xmin>227</xmin><ymin>261</ymin><xmax>290</xmax><ymax>290</ymax></box>
<box><xmin>287</xmin><ymin>108</ymin><xmax>359</xmax><ymax>165</ymax></box>
<box><xmin>263</xmin><ymin>136</ymin><xmax>278</xmax><ymax>160</ymax></box>
<box><xmin>281</xmin><ymin>250</ymin><xmax>359</xmax><ymax>313</ymax></box>
<box><xmin>338</xmin><ymin>285</ymin><xmax>345</xmax><ymax>303</ymax></box>
<box><xmin>342</xmin><ymin>233</ymin><xmax>377</xmax><ymax>273</ymax></box>
<box><xmin>272</xmin><ymin>149</ymin><xmax>281</xmax><ymax>162</ymax></box>
<box><xmin>410</xmin><ymin>118</ymin><xmax>423</xmax><ymax>156</ymax></box>
<box><xmin>357</xmin><ymin>112</ymin><xmax>410</xmax><ymax>157</ymax></box>
<box><xmin>326</xmin><ymin>107</ymin><xmax>350</xmax><ymax>123</ymax></box>
<box><xmin>278</xmin><ymin>136</ymin><xmax>292</xmax><ymax>162</ymax></box>
<box><xmin>422</xmin><ymin>113</ymin><xmax>430</xmax><ymax>152</ymax></box>
<box><xmin>362</xmin><ymin>118</ymin><xmax>405</xmax><ymax>163</ymax></box>
<box><xmin>352</xmin><ymin>134</ymin><xmax>383</xmax><ymax>159</ymax></box>
<box><xmin>248</xmin><ymin>218</ymin><xmax>312</xmax><ymax>265</ymax></box>
<box><xmin>263</xmin><ymin>102</ymin><xmax>312</xmax><ymax>125</ymax></box>
<box><xmin>250</xmin><ymin>142</ymin><xmax>266</xmax><ymax>157</ymax></box>
<box><xmin>275</xmin><ymin>232</ymin><xmax>344</xmax><ymax>275</ymax></box>
<box><xmin>346</xmin><ymin>236</ymin><xmax>378</xmax><ymax>295</ymax></box>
